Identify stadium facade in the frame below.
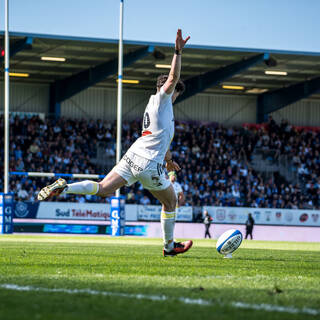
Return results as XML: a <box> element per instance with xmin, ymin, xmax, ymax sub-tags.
<box><xmin>1</xmin><ymin>32</ymin><xmax>320</xmax><ymax>126</ymax></box>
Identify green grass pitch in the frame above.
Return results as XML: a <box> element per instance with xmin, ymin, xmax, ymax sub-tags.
<box><xmin>0</xmin><ymin>235</ymin><xmax>319</xmax><ymax>320</ymax></box>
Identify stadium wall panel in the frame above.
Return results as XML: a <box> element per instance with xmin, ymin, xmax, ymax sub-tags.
<box><xmin>61</xmin><ymin>87</ymin><xmax>152</xmax><ymax>121</ymax></box>
<box><xmin>0</xmin><ymin>82</ymin><xmax>49</xmax><ymax>114</ymax></box>
<box><xmin>271</xmin><ymin>98</ymin><xmax>320</xmax><ymax>126</ymax></box>
<box><xmin>5</xmin><ymin>82</ymin><xmax>320</xmax><ymax>126</ymax></box>
<box><xmin>61</xmin><ymin>87</ymin><xmax>107</xmax><ymax>119</ymax></box>
<box><xmin>61</xmin><ymin>87</ymin><xmax>257</xmax><ymax>124</ymax></box>
<box><xmin>175</xmin><ymin>94</ymin><xmax>256</xmax><ymax>124</ymax></box>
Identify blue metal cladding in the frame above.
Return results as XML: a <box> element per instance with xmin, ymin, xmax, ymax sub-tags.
<box><xmin>52</xmin><ymin>45</ymin><xmax>154</xmax><ymax>102</ymax></box>
<box><xmin>0</xmin><ymin>37</ymin><xmax>33</xmax><ymax>63</ymax></box>
<box><xmin>175</xmin><ymin>54</ymin><xmax>266</xmax><ymax>104</ymax></box>
<box><xmin>49</xmin><ymin>45</ymin><xmax>154</xmax><ymax>116</ymax></box>
<box><xmin>257</xmin><ymin>76</ymin><xmax>320</xmax><ymax>123</ymax></box>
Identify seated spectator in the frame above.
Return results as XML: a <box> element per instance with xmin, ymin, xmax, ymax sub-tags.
<box><xmin>17</xmin><ymin>187</ymin><xmax>29</xmax><ymax>200</ymax></box>
<box><xmin>140</xmin><ymin>195</ymin><xmax>151</xmax><ymax>205</ymax></box>
<box><xmin>1</xmin><ymin>114</ymin><xmax>319</xmax><ymax>211</ymax></box>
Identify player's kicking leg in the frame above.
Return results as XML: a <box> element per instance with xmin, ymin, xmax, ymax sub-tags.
<box><xmin>37</xmin><ymin>178</ymin><xmax>68</xmax><ymax>200</ymax></box>
<box><xmin>37</xmin><ymin>171</ymin><xmax>127</xmax><ymax>201</ymax></box>
<box><xmin>150</xmin><ymin>185</ymin><xmax>193</xmax><ymax>257</ymax></box>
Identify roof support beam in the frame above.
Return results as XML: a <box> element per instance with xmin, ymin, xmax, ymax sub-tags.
<box><xmin>257</xmin><ymin>76</ymin><xmax>320</xmax><ymax>123</ymax></box>
<box><xmin>0</xmin><ymin>37</ymin><xmax>33</xmax><ymax>62</ymax></box>
<box><xmin>175</xmin><ymin>53</ymin><xmax>267</xmax><ymax>104</ymax></box>
<box><xmin>51</xmin><ymin>45</ymin><xmax>154</xmax><ymax>106</ymax></box>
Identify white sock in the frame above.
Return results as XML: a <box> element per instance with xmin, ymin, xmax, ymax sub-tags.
<box><xmin>64</xmin><ymin>180</ymin><xmax>99</xmax><ymax>195</ymax></box>
<box><xmin>161</xmin><ymin>211</ymin><xmax>176</xmax><ymax>251</ymax></box>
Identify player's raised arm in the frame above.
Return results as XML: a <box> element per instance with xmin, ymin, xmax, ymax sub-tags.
<box><xmin>162</xmin><ymin>29</ymin><xmax>190</xmax><ymax>94</ymax></box>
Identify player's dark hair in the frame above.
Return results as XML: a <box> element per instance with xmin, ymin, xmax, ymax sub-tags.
<box><xmin>156</xmin><ymin>74</ymin><xmax>185</xmax><ymax>95</ymax></box>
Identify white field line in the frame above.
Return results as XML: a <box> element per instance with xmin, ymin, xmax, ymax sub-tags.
<box><xmin>0</xmin><ymin>284</ymin><xmax>319</xmax><ymax>316</ymax></box>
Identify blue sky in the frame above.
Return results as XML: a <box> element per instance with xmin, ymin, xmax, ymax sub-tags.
<box><xmin>1</xmin><ymin>0</ymin><xmax>320</xmax><ymax>53</ymax></box>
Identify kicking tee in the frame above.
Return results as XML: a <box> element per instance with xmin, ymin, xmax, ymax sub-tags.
<box><xmin>128</xmin><ymin>87</ymin><xmax>174</xmax><ymax>163</ymax></box>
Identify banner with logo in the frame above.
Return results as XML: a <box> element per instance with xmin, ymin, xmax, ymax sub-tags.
<box><xmin>14</xmin><ymin>202</ymin><xmax>39</xmax><ymax>219</ymax></box>
<box><xmin>203</xmin><ymin>206</ymin><xmax>320</xmax><ymax>227</ymax></box>
<box><xmin>176</xmin><ymin>206</ymin><xmax>194</xmax><ymax>221</ymax></box>
<box><xmin>137</xmin><ymin>205</ymin><xmax>193</xmax><ymax>222</ymax></box>
<box><xmin>110</xmin><ymin>197</ymin><xmax>125</xmax><ymax>236</ymax></box>
<box><xmin>14</xmin><ymin>201</ymin><xmax>319</xmax><ymax>226</ymax></box>
<box><xmin>37</xmin><ymin>202</ymin><xmax>111</xmax><ymax>220</ymax></box>
<box><xmin>13</xmin><ymin>202</ymin><xmax>192</xmax><ymax>222</ymax></box>
<box><xmin>0</xmin><ymin>193</ymin><xmax>14</xmax><ymax>234</ymax></box>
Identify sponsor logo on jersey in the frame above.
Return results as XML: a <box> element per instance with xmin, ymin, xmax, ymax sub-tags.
<box><xmin>123</xmin><ymin>155</ymin><xmax>143</xmax><ymax>172</ymax></box>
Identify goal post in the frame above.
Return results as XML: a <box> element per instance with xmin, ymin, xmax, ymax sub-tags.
<box><xmin>0</xmin><ymin>193</ymin><xmax>14</xmax><ymax>234</ymax></box>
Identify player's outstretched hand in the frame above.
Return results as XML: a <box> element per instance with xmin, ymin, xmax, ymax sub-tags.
<box><xmin>175</xmin><ymin>29</ymin><xmax>190</xmax><ymax>51</ymax></box>
<box><xmin>166</xmin><ymin>160</ymin><xmax>181</xmax><ymax>172</ymax></box>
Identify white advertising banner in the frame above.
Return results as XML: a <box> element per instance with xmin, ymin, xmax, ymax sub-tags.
<box><xmin>35</xmin><ymin>203</ymin><xmax>192</xmax><ymax>222</ymax></box>
<box><xmin>137</xmin><ymin>205</ymin><xmax>193</xmax><ymax>222</ymax></box>
<box><xmin>31</xmin><ymin>202</ymin><xmax>320</xmax><ymax>226</ymax></box>
<box><xmin>176</xmin><ymin>207</ymin><xmax>194</xmax><ymax>222</ymax></box>
<box><xmin>125</xmin><ymin>204</ymin><xmax>138</xmax><ymax>221</ymax></box>
<box><xmin>37</xmin><ymin>202</ymin><xmax>111</xmax><ymax>220</ymax></box>
<box><xmin>203</xmin><ymin>206</ymin><xmax>320</xmax><ymax>227</ymax></box>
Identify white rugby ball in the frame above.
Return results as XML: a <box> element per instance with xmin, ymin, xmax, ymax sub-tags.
<box><xmin>216</xmin><ymin>229</ymin><xmax>242</xmax><ymax>255</ymax></box>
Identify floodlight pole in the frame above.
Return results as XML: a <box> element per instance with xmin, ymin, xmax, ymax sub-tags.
<box><xmin>4</xmin><ymin>0</ymin><xmax>10</xmax><ymax>193</ymax></box>
<box><xmin>115</xmin><ymin>0</ymin><xmax>124</xmax><ymax>197</ymax></box>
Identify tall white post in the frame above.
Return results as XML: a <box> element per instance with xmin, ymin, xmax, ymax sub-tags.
<box><xmin>115</xmin><ymin>0</ymin><xmax>124</xmax><ymax>197</ymax></box>
<box><xmin>4</xmin><ymin>0</ymin><xmax>10</xmax><ymax>193</ymax></box>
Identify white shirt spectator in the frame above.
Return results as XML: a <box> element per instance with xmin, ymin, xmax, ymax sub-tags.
<box><xmin>18</xmin><ymin>189</ymin><xmax>29</xmax><ymax>200</ymax></box>
<box><xmin>232</xmin><ymin>188</ymin><xmax>240</xmax><ymax>199</ymax></box>
<box><xmin>140</xmin><ymin>196</ymin><xmax>151</xmax><ymax>205</ymax></box>
<box><xmin>240</xmin><ymin>167</ymin><xmax>248</xmax><ymax>177</ymax></box>
<box><xmin>298</xmin><ymin>165</ymin><xmax>307</xmax><ymax>175</ymax></box>
<box><xmin>53</xmin><ymin>125</ymin><xmax>61</xmax><ymax>133</ymax></box>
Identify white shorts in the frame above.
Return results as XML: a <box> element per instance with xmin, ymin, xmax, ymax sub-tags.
<box><xmin>112</xmin><ymin>151</ymin><xmax>171</xmax><ymax>191</ymax></box>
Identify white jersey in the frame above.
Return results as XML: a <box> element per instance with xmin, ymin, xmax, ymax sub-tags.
<box><xmin>172</xmin><ymin>181</ymin><xmax>183</xmax><ymax>199</ymax></box>
<box><xmin>128</xmin><ymin>87</ymin><xmax>174</xmax><ymax>163</ymax></box>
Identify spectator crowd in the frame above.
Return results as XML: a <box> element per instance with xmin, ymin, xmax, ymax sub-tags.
<box><xmin>1</xmin><ymin>114</ymin><xmax>320</xmax><ymax>209</ymax></box>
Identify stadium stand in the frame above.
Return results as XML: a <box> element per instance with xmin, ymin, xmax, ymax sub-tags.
<box><xmin>1</xmin><ymin>114</ymin><xmax>320</xmax><ymax>210</ymax></box>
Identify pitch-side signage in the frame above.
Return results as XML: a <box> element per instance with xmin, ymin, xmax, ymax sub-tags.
<box><xmin>137</xmin><ymin>205</ymin><xmax>193</xmax><ymax>222</ymax></box>
<box><xmin>37</xmin><ymin>202</ymin><xmax>111</xmax><ymax>220</ymax></box>
<box><xmin>0</xmin><ymin>193</ymin><xmax>14</xmax><ymax>234</ymax></box>
<box><xmin>203</xmin><ymin>206</ymin><xmax>320</xmax><ymax>227</ymax></box>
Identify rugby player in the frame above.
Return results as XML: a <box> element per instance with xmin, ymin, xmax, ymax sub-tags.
<box><xmin>168</xmin><ymin>171</ymin><xmax>185</xmax><ymax>207</ymax></box>
<box><xmin>38</xmin><ymin>29</ymin><xmax>192</xmax><ymax>257</ymax></box>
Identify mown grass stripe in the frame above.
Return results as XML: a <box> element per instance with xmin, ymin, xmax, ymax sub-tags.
<box><xmin>1</xmin><ymin>284</ymin><xmax>319</xmax><ymax>316</ymax></box>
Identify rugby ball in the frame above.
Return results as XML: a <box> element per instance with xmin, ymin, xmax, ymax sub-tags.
<box><xmin>216</xmin><ymin>229</ymin><xmax>242</xmax><ymax>255</ymax></box>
